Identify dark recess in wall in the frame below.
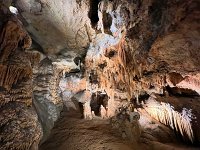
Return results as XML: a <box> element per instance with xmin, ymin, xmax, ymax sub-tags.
<box><xmin>102</xmin><ymin>12</ymin><xmax>112</xmax><ymax>35</ymax></box>
<box><xmin>90</xmin><ymin>92</ymin><xmax>108</xmax><ymax>116</ymax></box>
<box><xmin>88</xmin><ymin>0</ymin><xmax>100</xmax><ymax>28</ymax></box>
<box><xmin>148</xmin><ymin>0</ymin><xmax>167</xmax><ymax>28</ymax></box>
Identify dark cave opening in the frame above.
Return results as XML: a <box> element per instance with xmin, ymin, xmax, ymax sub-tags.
<box><xmin>148</xmin><ymin>0</ymin><xmax>167</xmax><ymax>27</ymax></box>
<box><xmin>89</xmin><ymin>70</ymin><xmax>98</xmax><ymax>84</ymax></box>
<box><xmin>88</xmin><ymin>0</ymin><xmax>100</xmax><ymax>28</ymax></box>
<box><xmin>166</xmin><ymin>86</ymin><xmax>199</xmax><ymax>97</ymax></box>
<box><xmin>90</xmin><ymin>92</ymin><xmax>108</xmax><ymax>116</ymax></box>
<box><xmin>132</xmin><ymin>92</ymin><xmax>150</xmax><ymax>108</ymax></box>
<box><xmin>102</xmin><ymin>12</ymin><xmax>112</xmax><ymax>34</ymax></box>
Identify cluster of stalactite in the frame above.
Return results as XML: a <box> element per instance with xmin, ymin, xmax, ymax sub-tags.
<box><xmin>84</xmin><ymin>23</ymin><xmax>199</xmax><ymax>143</ymax></box>
<box><xmin>0</xmin><ymin>19</ymin><xmax>32</xmax><ymax>62</ymax></box>
<box><xmin>84</xmin><ymin>35</ymin><xmax>138</xmax><ymax>117</ymax></box>
<box><xmin>0</xmin><ymin>4</ymin><xmax>42</xmax><ymax>150</ymax></box>
<box><xmin>144</xmin><ymin>96</ymin><xmax>194</xmax><ymax>143</ymax></box>
<box><xmin>0</xmin><ymin>65</ymin><xmax>32</xmax><ymax>90</ymax></box>
<box><xmin>85</xmin><ymin>35</ymin><xmax>199</xmax><ymax>142</ymax></box>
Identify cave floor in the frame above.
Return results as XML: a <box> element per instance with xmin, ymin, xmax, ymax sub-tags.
<box><xmin>39</xmin><ymin>109</ymin><xmax>144</xmax><ymax>150</ymax></box>
<box><xmin>40</xmin><ymin>108</ymin><xmax>199</xmax><ymax>150</ymax></box>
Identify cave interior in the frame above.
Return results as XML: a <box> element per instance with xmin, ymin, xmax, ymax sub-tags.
<box><xmin>0</xmin><ymin>0</ymin><xmax>200</xmax><ymax>150</ymax></box>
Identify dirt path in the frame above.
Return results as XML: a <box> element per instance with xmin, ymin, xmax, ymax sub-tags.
<box><xmin>39</xmin><ymin>110</ymin><xmax>145</xmax><ymax>150</ymax></box>
<box><xmin>40</xmin><ymin>108</ymin><xmax>199</xmax><ymax>150</ymax></box>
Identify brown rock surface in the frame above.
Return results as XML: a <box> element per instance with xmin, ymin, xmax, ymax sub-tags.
<box><xmin>0</xmin><ymin>4</ymin><xmax>42</xmax><ymax>150</ymax></box>
<box><xmin>15</xmin><ymin>0</ymin><xmax>95</xmax><ymax>55</ymax></box>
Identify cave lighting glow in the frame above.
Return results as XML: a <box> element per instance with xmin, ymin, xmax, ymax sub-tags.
<box><xmin>9</xmin><ymin>6</ymin><xmax>18</xmax><ymax>14</ymax></box>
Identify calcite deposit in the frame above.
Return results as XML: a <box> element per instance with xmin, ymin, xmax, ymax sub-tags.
<box><xmin>85</xmin><ymin>0</ymin><xmax>199</xmax><ymax>144</ymax></box>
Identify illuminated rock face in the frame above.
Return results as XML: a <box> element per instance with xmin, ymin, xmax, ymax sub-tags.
<box><xmin>15</xmin><ymin>0</ymin><xmax>95</xmax><ymax>55</ymax></box>
<box><xmin>33</xmin><ymin>57</ymin><xmax>63</xmax><ymax>142</ymax></box>
<box><xmin>83</xmin><ymin>0</ymin><xmax>200</xmax><ymax>144</ymax></box>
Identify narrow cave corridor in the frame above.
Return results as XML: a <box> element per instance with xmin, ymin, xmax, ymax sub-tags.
<box><xmin>0</xmin><ymin>0</ymin><xmax>200</xmax><ymax>150</ymax></box>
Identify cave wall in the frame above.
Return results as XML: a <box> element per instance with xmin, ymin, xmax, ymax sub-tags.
<box><xmin>83</xmin><ymin>0</ymin><xmax>200</xmax><ymax>143</ymax></box>
<box><xmin>33</xmin><ymin>57</ymin><xmax>63</xmax><ymax>142</ymax></box>
<box><xmin>32</xmin><ymin>52</ymin><xmax>83</xmax><ymax>141</ymax></box>
<box><xmin>15</xmin><ymin>0</ymin><xmax>96</xmax><ymax>55</ymax></box>
<box><xmin>0</xmin><ymin>2</ymin><xmax>42</xmax><ymax>149</ymax></box>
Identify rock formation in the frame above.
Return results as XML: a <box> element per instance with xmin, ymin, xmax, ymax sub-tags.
<box><xmin>33</xmin><ymin>57</ymin><xmax>63</xmax><ymax>142</ymax></box>
<box><xmin>0</xmin><ymin>2</ymin><xmax>42</xmax><ymax>150</ymax></box>
<box><xmin>15</xmin><ymin>0</ymin><xmax>95</xmax><ymax>55</ymax></box>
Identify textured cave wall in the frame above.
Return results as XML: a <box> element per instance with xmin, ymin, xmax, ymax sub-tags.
<box><xmin>15</xmin><ymin>0</ymin><xmax>96</xmax><ymax>55</ymax></box>
<box><xmin>0</xmin><ymin>2</ymin><xmax>42</xmax><ymax>149</ymax></box>
<box><xmin>32</xmin><ymin>53</ymin><xmax>82</xmax><ymax>141</ymax></box>
<box><xmin>33</xmin><ymin>57</ymin><xmax>63</xmax><ymax>142</ymax></box>
<box><xmin>83</xmin><ymin>0</ymin><xmax>200</xmax><ymax>144</ymax></box>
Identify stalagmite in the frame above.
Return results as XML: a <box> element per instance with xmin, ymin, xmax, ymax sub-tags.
<box><xmin>100</xmin><ymin>105</ymin><xmax>107</xmax><ymax>119</ymax></box>
<box><xmin>83</xmin><ymin>101</ymin><xmax>93</xmax><ymax>120</ymax></box>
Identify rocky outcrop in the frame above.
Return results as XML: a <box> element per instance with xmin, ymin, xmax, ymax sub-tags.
<box><xmin>83</xmin><ymin>0</ymin><xmax>200</xmax><ymax>144</ymax></box>
<box><xmin>15</xmin><ymin>0</ymin><xmax>95</xmax><ymax>55</ymax></box>
<box><xmin>33</xmin><ymin>57</ymin><xmax>63</xmax><ymax>142</ymax></box>
<box><xmin>33</xmin><ymin>52</ymin><xmax>83</xmax><ymax>141</ymax></box>
<box><xmin>59</xmin><ymin>75</ymin><xmax>86</xmax><ymax>111</ymax></box>
<box><xmin>0</xmin><ymin>3</ymin><xmax>42</xmax><ymax>150</ymax></box>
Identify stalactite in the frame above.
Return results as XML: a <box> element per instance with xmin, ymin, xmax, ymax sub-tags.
<box><xmin>0</xmin><ymin>65</ymin><xmax>32</xmax><ymax>90</ymax></box>
<box><xmin>0</xmin><ymin>19</ymin><xmax>31</xmax><ymax>62</ymax></box>
<box><xmin>117</xmin><ymin>38</ymin><xmax>127</xmax><ymax>68</ymax></box>
<box><xmin>144</xmin><ymin>96</ymin><xmax>194</xmax><ymax>143</ymax></box>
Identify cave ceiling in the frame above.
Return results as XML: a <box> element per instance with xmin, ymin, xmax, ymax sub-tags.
<box><xmin>15</xmin><ymin>0</ymin><xmax>95</xmax><ymax>56</ymax></box>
